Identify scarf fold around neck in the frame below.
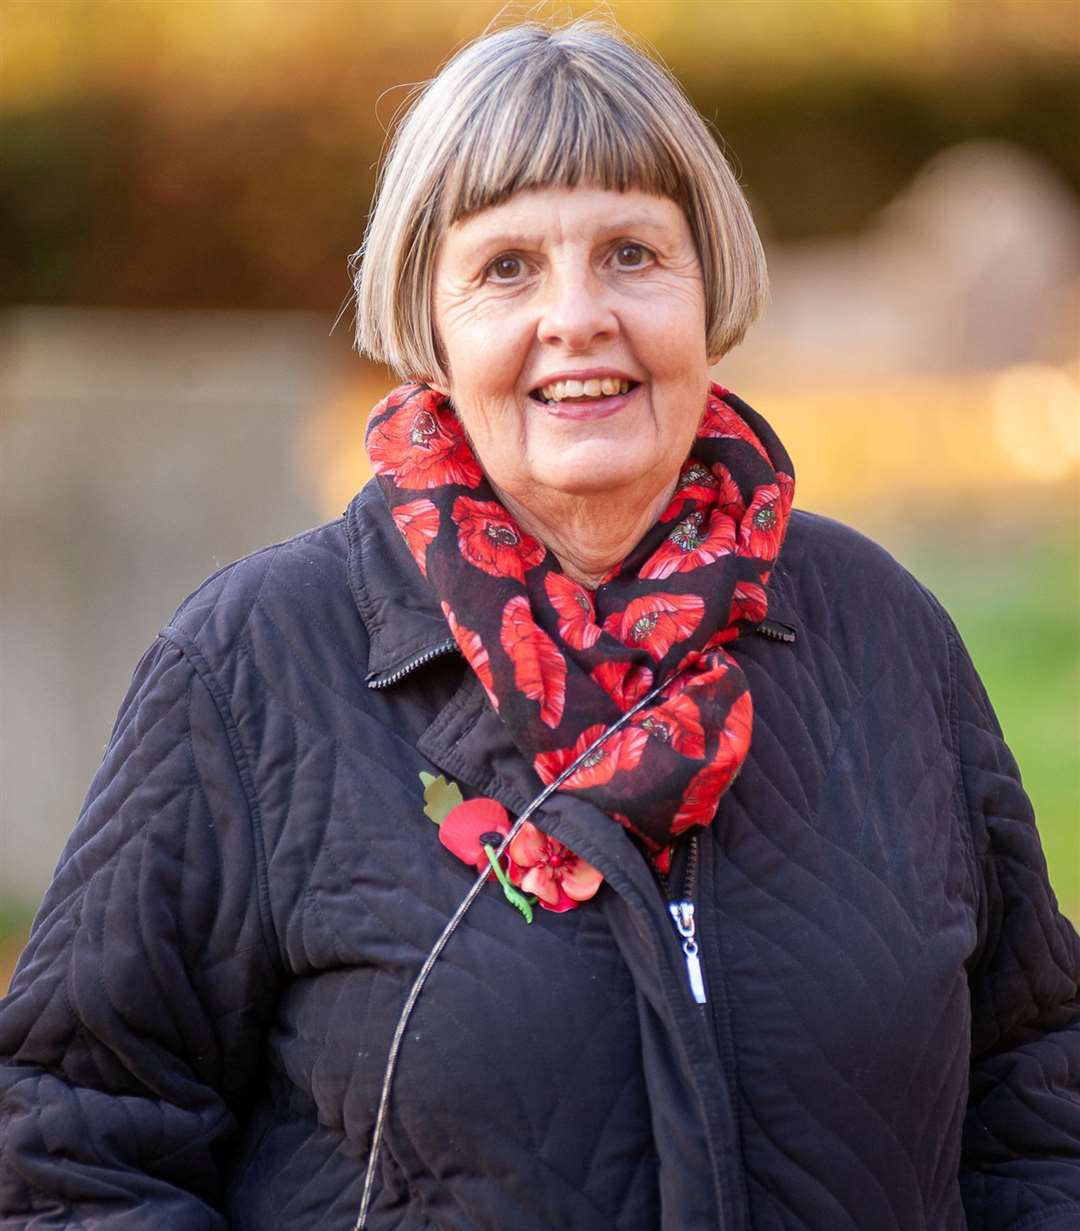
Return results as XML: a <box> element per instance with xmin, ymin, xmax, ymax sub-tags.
<box><xmin>366</xmin><ymin>382</ymin><xmax>794</xmax><ymax>854</ymax></box>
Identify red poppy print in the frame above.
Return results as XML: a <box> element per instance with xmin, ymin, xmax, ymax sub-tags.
<box><xmin>739</xmin><ymin>485</ymin><xmax>783</xmax><ymax>560</ymax></box>
<box><xmin>777</xmin><ymin>470</ymin><xmax>795</xmax><ymax>519</ymax></box>
<box><xmin>661</xmin><ymin>648</ymin><xmax>731</xmax><ymax>707</ymax></box>
<box><xmin>711</xmin><ymin>462</ymin><xmax>746</xmax><ymax>520</ymax></box>
<box><xmin>702</xmin><ymin>627</ymin><xmax>738</xmax><ymax>649</ymax></box>
<box><xmin>367</xmin><ymin>398</ymin><xmax>482</xmax><ymax>490</ymax></box>
<box><xmin>639</xmin><ymin>508</ymin><xmax>736</xmax><ymax>580</ymax></box>
<box><xmin>507</xmin><ymin>821</ymin><xmax>603</xmax><ymax>912</ymax></box>
<box><xmin>728</xmin><ymin>580</ymin><xmax>768</xmax><ymax>625</ymax></box>
<box><xmin>699</xmin><ymin>397</ymin><xmax>771</xmax><ymax>462</ymax></box>
<box><xmin>500</xmin><ymin>596</ymin><xmax>567</xmax><ymax>728</ymax></box>
<box><xmin>633</xmin><ymin>693</ymin><xmax>706</xmax><ymax>759</ymax></box>
<box><xmin>441</xmin><ymin>602</ymin><xmax>499</xmax><ymax>711</ymax></box>
<box><xmin>453</xmin><ymin>497</ymin><xmax>546</xmax><ymax>583</ymax></box>
<box><xmin>682</xmin><ymin>648</ymin><xmax>735</xmax><ymax>692</ymax></box>
<box><xmin>670</xmin><ymin>760</ymin><xmax>730</xmax><ymax>835</ymax></box>
<box><xmin>367</xmin><ymin>380</ymin><xmax>795</xmax><ymax>864</ymax></box>
<box><xmin>391</xmin><ymin>499</ymin><xmax>440</xmax><ymax>577</ymax></box>
<box><xmin>670</xmin><ymin>691</ymin><xmax>753</xmax><ymax>834</ymax></box>
<box><xmin>603</xmin><ymin>593</ymin><xmax>705</xmax><ymax>661</ymax></box>
<box><xmin>670</xmin><ymin>646</ymin><xmax>703</xmax><ymax>681</ymax></box>
<box><xmin>544</xmin><ymin>573</ymin><xmax>601</xmax><ymax>650</ymax></box>
<box><xmin>660</xmin><ymin>460</ymin><xmax>719</xmax><ymax>523</ymax></box>
<box><xmin>534</xmin><ymin>723</ymin><xmax>649</xmax><ymax>790</ymax></box>
<box><xmin>590</xmin><ymin>660</ymin><xmax>654</xmax><ymax>708</ymax></box>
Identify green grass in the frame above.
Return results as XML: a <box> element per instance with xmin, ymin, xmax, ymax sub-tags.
<box><xmin>0</xmin><ymin>902</ymin><xmax>36</xmax><ymax>993</ymax></box>
<box><xmin>0</xmin><ymin>901</ymin><xmax>36</xmax><ymax>940</ymax></box>
<box><xmin>903</xmin><ymin>529</ymin><xmax>1080</xmax><ymax>925</ymax></box>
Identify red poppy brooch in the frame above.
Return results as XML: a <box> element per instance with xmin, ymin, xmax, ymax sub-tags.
<box><xmin>420</xmin><ymin>771</ymin><xmax>602</xmax><ymax>922</ymax></box>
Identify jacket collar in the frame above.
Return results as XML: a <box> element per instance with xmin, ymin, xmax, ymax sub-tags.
<box><xmin>346</xmin><ymin>477</ymin><xmax>799</xmax><ymax>690</ymax></box>
<box><xmin>346</xmin><ymin>481</ymin><xmax>458</xmax><ymax>686</ymax></box>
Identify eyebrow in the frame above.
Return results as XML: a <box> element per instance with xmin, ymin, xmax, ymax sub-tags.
<box><xmin>457</xmin><ymin>213</ymin><xmax>676</xmax><ymax>259</ymax></box>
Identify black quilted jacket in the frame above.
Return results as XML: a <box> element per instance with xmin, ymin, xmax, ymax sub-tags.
<box><xmin>2</xmin><ymin>481</ymin><xmax>1079</xmax><ymax>1231</ymax></box>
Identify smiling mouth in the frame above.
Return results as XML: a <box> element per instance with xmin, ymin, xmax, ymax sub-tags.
<box><xmin>530</xmin><ymin>378</ymin><xmax>639</xmax><ymax>404</ymax></box>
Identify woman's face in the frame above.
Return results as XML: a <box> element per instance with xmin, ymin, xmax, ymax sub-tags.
<box><xmin>431</xmin><ymin>186</ymin><xmax>711</xmax><ymax>504</ymax></box>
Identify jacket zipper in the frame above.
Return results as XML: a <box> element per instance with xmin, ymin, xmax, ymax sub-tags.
<box><xmin>367</xmin><ymin>638</ymin><xmax>458</xmax><ymax>689</ymax></box>
<box><xmin>754</xmin><ymin>618</ymin><xmax>796</xmax><ymax>644</ymax></box>
<box><xmin>656</xmin><ymin>832</ymin><xmax>707</xmax><ymax>1005</ymax></box>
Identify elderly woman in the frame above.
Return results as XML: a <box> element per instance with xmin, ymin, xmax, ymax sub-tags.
<box><xmin>2</xmin><ymin>18</ymin><xmax>1079</xmax><ymax>1231</ymax></box>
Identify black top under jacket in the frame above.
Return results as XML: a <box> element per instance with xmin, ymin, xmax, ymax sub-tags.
<box><xmin>2</xmin><ymin>481</ymin><xmax>1079</xmax><ymax>1230</ymax></box>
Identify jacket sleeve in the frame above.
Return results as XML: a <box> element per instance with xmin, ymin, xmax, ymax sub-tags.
<box><xmin>953</xmin><ymin>623</ymin><xmax>1080</xmax><ymax>1231</ymax></box>
<box><xmin>0</xmin><ymin>635</ymin><xmax>280</xmax><ymax>1228</ymax></box>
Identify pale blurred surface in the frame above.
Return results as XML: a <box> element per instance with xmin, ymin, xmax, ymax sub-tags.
<box><xmin>2</xmin><ymin>2</ymin><xmax>1078</xmax><ymax>981</ymax></box>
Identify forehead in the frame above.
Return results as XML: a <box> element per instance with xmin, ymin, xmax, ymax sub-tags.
<box><xmin>443</xmin><ymin>187</ymin><xmax>691</xmax><ymax>256</ymax></box>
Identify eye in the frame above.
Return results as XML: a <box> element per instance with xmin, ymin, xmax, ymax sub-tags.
<box><xmin>611</xmin><ymin>242</ymin><xmax>653</xmax><ymax>269</ymax></box>
<box><xmin>484</xmin><ymin>254</ymin><xmax>526</xmax><ymax>282</ymax></box>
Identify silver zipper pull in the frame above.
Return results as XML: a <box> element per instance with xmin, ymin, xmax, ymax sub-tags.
<box><xmin>668</xmin><ymin>900</ymin><xmax>707</xmax><ymax>1005</ymax></box>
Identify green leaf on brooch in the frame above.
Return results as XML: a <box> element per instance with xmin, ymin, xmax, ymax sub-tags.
<box><xmin>419</xmin><ymin>771</ymin><xmax>463</xmax><ymax>826</ymax></box>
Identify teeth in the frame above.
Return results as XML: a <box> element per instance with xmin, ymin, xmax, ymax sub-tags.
<box><xmin>538</xmin><ymin>378</ymin><xmax>631</xmax><ymax>402</ymax></box>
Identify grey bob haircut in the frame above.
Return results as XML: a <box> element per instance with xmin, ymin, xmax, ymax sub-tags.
<box><xmin>352</xmin><ymin>19</ymin><xmax>768</xmax><ymax>383</ymax></box>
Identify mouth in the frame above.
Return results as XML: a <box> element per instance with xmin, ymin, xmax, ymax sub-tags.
<box><xmin>528</xmin><ymin>377</ymin><xmax>642</xmax><ymax>421</ymax></box>
<box><xmin>531</xmin><ymin>376</ymin><xmax>638</xmax><ymax>404</ymax></box>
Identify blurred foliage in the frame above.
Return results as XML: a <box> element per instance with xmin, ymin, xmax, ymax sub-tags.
<box><xmin>2</xmin><ymin>0</ymin><xmax>1079</xmax><ymax>309</ymax></box>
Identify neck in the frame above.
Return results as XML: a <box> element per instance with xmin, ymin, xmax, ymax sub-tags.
<box><xmin>496</xmin><ymin>477</ymin><xmax>678</xmax><ymax>589</ymax></box>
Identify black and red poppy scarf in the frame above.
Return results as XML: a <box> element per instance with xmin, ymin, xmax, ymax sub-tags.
<box><xmin>366</xmin><ymin>382</ymin><xmax>794</xmax><ymax>855</ymax></box>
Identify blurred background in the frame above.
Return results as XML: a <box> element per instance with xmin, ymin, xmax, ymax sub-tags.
<box><xmin>2</xmin><ymin>0</ymin><xmax>1078</xmax><ymax>985</ymax></box>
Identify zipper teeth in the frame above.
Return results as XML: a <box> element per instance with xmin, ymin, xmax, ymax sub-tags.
<box><xmin>655</xmin><ymin>830</ymin><xmax>700</xmax><ymax>902</ymax></box>
<box><xmin>755</xmin><ymin>619</ymin><xmax>796</xmax><ymax>644</ymax></box>
<box><xmin>683</xmin><ymin>831</ymin><xmax>700</xmax><ymax>900</ymax></box>
<box><xmin>368</xmin><ymin>638</ymin><xmax>458</xmax><ymax>689</ymax></box>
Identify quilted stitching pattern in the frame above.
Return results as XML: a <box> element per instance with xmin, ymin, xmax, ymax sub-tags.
<box><xmin>951</xmin><ymin>616</ymin><xmax>1080</xmax><ymax>1230</ymax></box>
<box><xmin>0</xmin><ymin>495</ymin><xmax>1077</xmax><ymax>1230</ymax></box>
<box><xmin>0</xmin><ymin>638</ymin><xmax>277</xmax><ymax>1226</ymax></box>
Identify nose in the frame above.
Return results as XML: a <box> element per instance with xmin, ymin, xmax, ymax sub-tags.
<box><xmin>536</xmin><ymin>262</ymin><xmax>618</xmax><ymax>352</ymax></box>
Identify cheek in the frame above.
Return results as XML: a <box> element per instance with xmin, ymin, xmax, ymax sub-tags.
<box><xmin>627</xmin><ymin>294</ymin><xmax>707</xmax><ymax>377</ymax></box>
<box><xmin>435</xmin><ymin>303</ymin><xmax>486</xmax><ymax>387</ymax></box>
<box><xmin>441</xmin><ymin>303</ymin><xmax>531</xmax><ymax>394</ymax></box>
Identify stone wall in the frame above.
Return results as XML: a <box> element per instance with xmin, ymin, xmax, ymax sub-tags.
<box><xmin>1</xmin><ymin>309</ymin><xmax>349</xmax><ymax>898</ymax></box>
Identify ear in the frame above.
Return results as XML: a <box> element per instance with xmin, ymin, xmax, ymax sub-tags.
<box><xmin>408</xmin><ymin>368</ymin><xmax>450</xmax><ymax>395</ymax></box>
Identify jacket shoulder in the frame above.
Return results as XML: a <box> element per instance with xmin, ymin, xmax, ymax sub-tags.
<box><xmin>782</xmin><ymin>507</ymin><xmax>914</xmax><ymax>585</ymax></box>
<box><xmin>777</xmin><ymin>508</ymin><xmax>950</xmax><ymax>650</ymax></box>
<box><xmin>163</xmin><ymin>516</ymin><xmax>360</xmax><ymax>670</ymax></box>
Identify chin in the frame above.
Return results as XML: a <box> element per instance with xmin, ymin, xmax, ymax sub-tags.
<box><xmin>528</xmin><ymin>448</ymin><xmax>655</xmax><ymax>498</ymax></box>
